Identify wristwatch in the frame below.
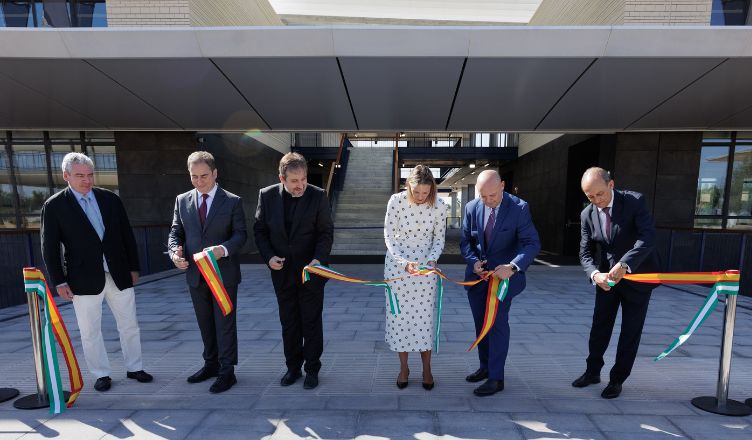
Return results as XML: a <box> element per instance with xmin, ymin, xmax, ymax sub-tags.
<box><xmin>618</xmin><ymin>261</ymin><xmax>628</xmax><ymax>270</ymax></box>
<box><xmin>510</xmin><ymin>264</ymin><xmax>519</xmax><ymax>274</ymax></box>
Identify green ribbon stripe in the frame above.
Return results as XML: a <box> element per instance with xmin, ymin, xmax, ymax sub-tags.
<box><xmin>24</xmin><ymin>279</ymin><xmax>65</xmax><ymax>414</ymax></box>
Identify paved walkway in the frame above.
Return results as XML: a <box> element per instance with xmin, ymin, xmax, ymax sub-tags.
<box><xmin>1</xmin><ymin>264</ymin><xmax>751</xmax><ymax>439</ymax></box>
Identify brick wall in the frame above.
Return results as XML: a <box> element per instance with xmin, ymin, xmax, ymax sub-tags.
<box><xmin>530</xmin><ymin>0</ymin><xmax>711</xmax><ymax>25</ymax></box>
<box><xmin>107</xmin><ymin>0</ymin><xmax>190</xmax><ymax>27</ymax></box>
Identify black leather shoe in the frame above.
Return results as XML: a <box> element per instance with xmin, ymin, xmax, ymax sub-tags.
<box><xmin>303</xmin><ymin>373</ymin><xmax>319</xmax><ymax>390</ymax></box>
<box><xmin>601</xmin><ymin>381</ymin><xmax>622</xmax><ymax>399</ymax></box>
<box><xmin>209</xmin><ymin>373</ymin><xmax>237</xmax><ymax>394</ymax></box>
<box><xmin>465</xmin><ymin>368</ymin><xmax>488</xmax><ymax>383</ymax></box>
<box><xmin>280</xmin><ymin>370</ymin><xmax>302</xmax><ymax>386</ymax></box>
<box><xmin>94</xmin><ymin>376</ymin><xmax>111</xmax><ymax>392</ymax></box>
<box><xmin>126</xmin><ymin>370</ymin><xmax>153</xmax><ymax>383</ymax></box>
<box><xmin>572</xmin><ymin>372</ymin><xmax>601</xmax><ymax>388</ymax></box>
<box><xmin>422</xmin><ymin>381</ymin><xmax>434</xmax><ymax>390</ymax></box>
<box><xmin>187</xmin><ymin>366</ymin><xmax>219</xmax><ymax>383</ymax></box>
<box><xmin>473</xmin><ymin>379</ymin><xmax>504</xmax><ymax>396</ymax></box>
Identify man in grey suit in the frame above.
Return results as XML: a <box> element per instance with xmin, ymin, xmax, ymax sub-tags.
<box><xmin>168</xmin><ymin>151</ymin><xmax>247</xmax><ymax>393</ymax></box>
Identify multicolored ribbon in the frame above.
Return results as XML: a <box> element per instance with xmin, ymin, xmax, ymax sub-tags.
<box><xmin>303</xmin><ymin>265</ymin><xmax>401</xmax><ymax>315</ymax></box>
<box><xmin>616</xmin><ymin>270</ymin><xmax>740</xmax><ymax>360</ymax></box>
<box><xmin>22</xmin><ymin>268</ymin><xmax>83</xmax><ymax>414</ymax></box>
<box><xmin>467</xmin><ymin>276</ymin><xmax>509</xmax><ymax>352</ymax></box>
<box><xmin>302</xmin><ymin>264</ymin><xmax>508</xmax><ymax>352</ymax></box>
<box><xmin>193</xmin><ymin>249</ymin><xmax>233</xmax><ymax>316</ymax></box>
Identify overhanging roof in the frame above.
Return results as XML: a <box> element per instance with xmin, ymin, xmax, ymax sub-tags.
<box><xmin>1</xmin><ymin>26</ymin><xmax>751</xmax><ymax>132</ymax></box>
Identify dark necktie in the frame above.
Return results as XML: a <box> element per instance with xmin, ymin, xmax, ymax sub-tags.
<box><xmin>484</xmin><ymin>207</ymin><xmax>495</xmax><ymax>246</ymax></box>
<box><xmin>199</xmin><ymin>193</ymin><xmax>209</xmax><ymax>226</ymax></box>
<box><xmin>603</xmin><ymin>207</ymin><xmax>612</xmax><ymax>239</ymax></box>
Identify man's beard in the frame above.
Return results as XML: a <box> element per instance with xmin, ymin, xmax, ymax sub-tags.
<box><xmin>284</xmin><ymin>185</ymin><xmax>305</xmax><ymax>198</ymax></box>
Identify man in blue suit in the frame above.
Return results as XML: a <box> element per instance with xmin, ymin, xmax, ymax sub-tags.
<box><xmin>460</xmin><ymin>170</ymin><xmax>541</xmax><ymax>396</ymax></box>
<box><xmin>572</xmin><ymin>167</ymin><xmax>660</xmax><ymax>399</ymax></box>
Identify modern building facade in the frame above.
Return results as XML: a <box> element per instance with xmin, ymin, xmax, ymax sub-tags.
<box><xmin>0</xmin><ymin>0</ymin><xmax>751</xmax><ymax>306</ymax></box>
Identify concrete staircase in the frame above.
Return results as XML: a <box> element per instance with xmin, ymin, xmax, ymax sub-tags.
<box><xmin>331</xmin><ymin>148</ymin><xmax>394</xmax><ymax>255</ymax></box>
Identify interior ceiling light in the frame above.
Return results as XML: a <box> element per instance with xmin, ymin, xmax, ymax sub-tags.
<box><xmin>469</xmin><ymin>164</ymin><xmax>476</xmax><ymax>169</ymax></box>
<box><xmin>399</xmin><ymin>132</ymin><xmax>406</xmax><ymax>137</ymax></box>
<box><xmin>483</xmin><ymin>163</ymin><xmax>490</xmax><ymax>167</ymax></box>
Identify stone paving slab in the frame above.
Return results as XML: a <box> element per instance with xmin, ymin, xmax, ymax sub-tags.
<box><xmin>0</xmin><ymin>264</ymin><xmax>750</xmax><ymax>439</ymax></box>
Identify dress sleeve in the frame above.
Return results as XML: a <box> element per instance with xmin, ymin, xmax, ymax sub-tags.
<box><xmin>427</xmin><ymin>199</ymin><xmax>447</xmax><ymax>263</ymax></box>
<box><xmin>384</xmin><ymin>194</ymin><xmax>409</xmax><ymax>267</ymax></box>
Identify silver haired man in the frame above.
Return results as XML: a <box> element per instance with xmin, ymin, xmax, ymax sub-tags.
<box><xmin>41</xmin><ymin>152</ymin><xmax>153</xmax><ymax>392</ymax></box>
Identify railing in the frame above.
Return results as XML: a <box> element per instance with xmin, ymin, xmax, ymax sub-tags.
<box><xmin>328</xmin><ymin>138</ymin><xmax>352</xmax><ymax>217</ymax></box>
<box><xmin>0</xmin><ymin>225</ymin><xmax>173</xmax><ymax>309</ymax></box>
<box><xmin>655</xmin><ymin>227</ymin><xmax>750</xmax><ymax>295</ymax></box>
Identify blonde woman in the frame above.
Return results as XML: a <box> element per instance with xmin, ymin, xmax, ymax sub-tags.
<box><xmin>383</xmin><ymin>165</ymin><xmax>447</xmax><ymax>390</ymax></box>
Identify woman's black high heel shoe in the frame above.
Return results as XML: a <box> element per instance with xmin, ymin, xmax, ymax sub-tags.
<box><xmin>422</xmin><ymin>372</ymin><xmax>434</xmax><ymax>390</ymax></box>
<box><xmin>396</xmin><ymin>369</ymin><xmax>409</xmax><ymax>389</ymax></box>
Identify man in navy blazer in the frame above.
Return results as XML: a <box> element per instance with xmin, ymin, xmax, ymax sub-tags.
<box><xmin>460</xmin><ymin>170</ymin><xmax>541</xmax><ymax>396</ymax></box>
<box><xmin>572</xmin><ymin>167</ymin><xmax>660</xmax><ymax>399</ymax></box>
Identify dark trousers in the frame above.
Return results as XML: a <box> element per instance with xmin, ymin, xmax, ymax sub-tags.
<box><xmin>189</xmin><ymin>279</ymin><xmax>238</xmax><ymax>375</ymax></box>
<box><xmin>586</xmin><ymin>283</ymin><xmax>651</xmax><ymax>383</ymax></box>
<box><xmin>467</xmin><ymin>281</ymin><xmax>518</xmax><ymax>381</ymax></box>
<box><xmin>275</xmin><ymin>278</ymin><xmax>325</xmax><ymax>374</ymax></box>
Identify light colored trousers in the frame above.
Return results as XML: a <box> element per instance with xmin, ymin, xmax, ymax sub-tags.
<box><xmin>72</xmin><ymin>273</ymin><xmax>143</xmax><ymax>378</ymax></box>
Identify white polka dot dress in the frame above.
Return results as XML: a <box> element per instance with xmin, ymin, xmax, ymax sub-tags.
<box><xmin>383</xmin><ymin>192</ymin><xmax>447</xmax><ymax>352</ymax></box>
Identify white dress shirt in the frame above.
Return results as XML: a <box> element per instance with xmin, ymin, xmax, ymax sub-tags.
<box><xmin>590</xmin><ymin>190</ymin><xmax>629</xmax><ymax>282</ymax></box>
<box><xmin>197</xmin><ymin>184</ymin><xmax>229</xmax><ymax>257</ymax></box>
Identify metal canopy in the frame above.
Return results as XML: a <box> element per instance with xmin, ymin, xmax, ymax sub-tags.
<box><xmin>0</xmin><ymin>26</ymin><xmax>751</xmax><ymax>132</ymax></box>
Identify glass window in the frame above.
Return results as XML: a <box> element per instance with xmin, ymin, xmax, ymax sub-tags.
<box><xmin>711</xmin><ymin>0</ymin><xmax>752</xmax><ymax>26</ymax></box>
<box><xmin>696</xmin><ymin>146</ymin><xmax>729</xmax><ymax>215</ymax></box>
<box><xmin>11</xmin><ymin>143</ymin><xmax>50</xmax><ymax>228</ymax></box>
<box><xmin>88</xmin><ymin>144</ymin><xmax>118</xmax><ymax>193</ymax></box>
<box><xmin>728</xmin><ymin>145</ymin><xmax>752</xmax><ymax>216</ymax></box>
<box><xmin>0</xmin><ymin>144</ymin><xmax>16</xmax><ymax>229</ymax></box>
<box><xmin>694</xmin><ymin>217</ymin><xmax>723</xmax><ymax>229</ymax></box>
<box><xmin>1</xmin><ymin>1</ymin><xmax>106</xmax><ymax>28</ymax></box>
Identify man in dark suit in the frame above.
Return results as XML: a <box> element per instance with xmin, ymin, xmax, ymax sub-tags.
<box><xmin>573</xmin><ymin>167</ymin><xmax>660</xmax><ymax>399</ymax></box>
<box><xmin>460</xmin><ymin>170</ymin><xmax>541</xmax><ymax>396</ymax></box>
<box><xmin>41</xmin><ymin>152</ymin><xmax>153</xmax><ymax>392</ymax></box>
<box><xmin>168</xmin><ymin>151</ymin><xmax>247</xmax><ymax>393</ymax></box>
<box><xmin>253</xmin><ymin>152</ymin><xmax>333</xmax><ymax>390</ymax></box>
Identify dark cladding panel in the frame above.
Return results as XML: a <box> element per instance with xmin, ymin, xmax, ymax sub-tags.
<box><xmin>214</xmin><ymin>57</ymin><xmax>356</xmax><ymax>130</ymax></box>
<box><xmin>88</xmin><ymin>58</ymin><xmax>268</xmax><ymax>131</ymax></box>
<box><xmin>0</xmin><ymin>59</ymin><xmax>180</xmax><ymax>129</ymax></box>
<box><xmin>632</xmin><ymin>58</ymin><xmax>752</xmax><ymax>130</ymax></box>
<box><xmin>0</xmin><ymin>71</ymin><xmax>103</xmax><ymax>129</ymax></box>
<box><xmin>449</xmin><ymin>57</ymin><xmax>593</xmax><ymax>131</ymax></box>
<box><xmin>338</xmin><ymin>57</ymin><xmax>465</xmax><ymax>131</ymax></box>
<box><xmin>541</xmin><ymin>58</ymin><xmax>723</xmax><ymax>131</ymax></box>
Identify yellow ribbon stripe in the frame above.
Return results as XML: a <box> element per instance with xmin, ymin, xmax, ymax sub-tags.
<box><xmin>624</xmin><ymin>270</ymin><xmax>740</xmax><ymax>284</ymax></box>
<box><xmin>192</xmin><ymin>251</ymin><xmax>233</xmax><ymax>316</ymax></box>
<box><xmin>469</xmin><ymin>276</ymin><xmax>502</xmax><ymax>351</ymax></box>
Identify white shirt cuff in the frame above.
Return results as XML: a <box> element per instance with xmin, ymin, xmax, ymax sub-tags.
<box><xmin>220</xmin><ymin>245</ymin><xmax>229</xmax><ymax>257</ymax></box>
<box><xmin>590</xmin><ymin>270</ymin><xmax>599</xmax><ymax>285</ymax></box>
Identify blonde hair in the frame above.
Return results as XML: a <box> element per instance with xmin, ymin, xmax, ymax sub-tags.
<box><xmin>405</xmin><ymin>165</ymin><xmax>437</xmax><ymax>207</ymax></box>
